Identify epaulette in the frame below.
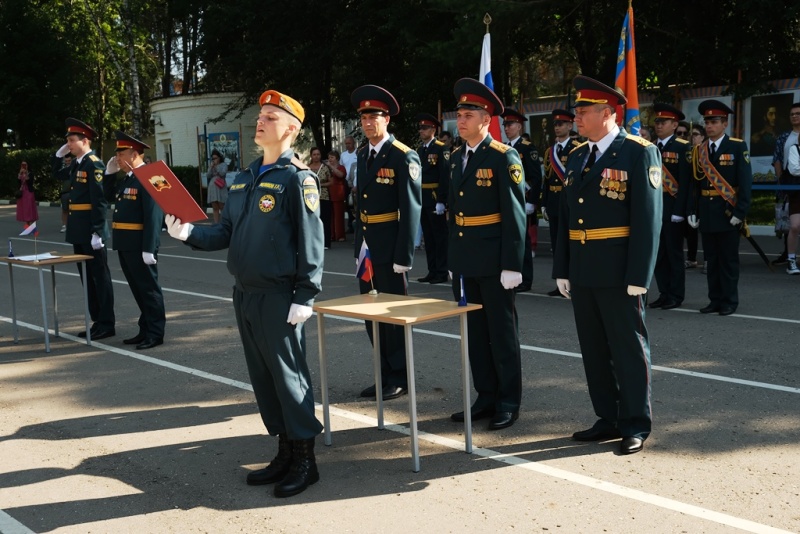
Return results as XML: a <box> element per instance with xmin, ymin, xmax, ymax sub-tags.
<box><xmin>434</xmin><ymin>139</ymin><xmax>445</xmax><ymax>146</ymax></box>
<box><xmin>569</xmin><ymin>141</ymin><xmax>588</xmax><ymax>154</ymax></box>
<box><xmin>88</xmin><ymin>155</ymin><xmax>101</xmax><ymax>162</ymax></box>
<box><xmin>291</xmin><ymin>157</ymin><xmax>310</xmax><ymax>170</ymax></box>
<box><xmin>626</xmin><ymin>134</ymin><xmax>652</xmax><ymax>147</ymax></box>
<box><xmin>489</xmin><ymin>139</ymin><xmax>510</xmax><ymax>153</ymax></box>
<box><xmin>392</xmin><ymin>139</ymin><xmax>412</xmax><ymax>153</ymax></box>
<box><xmin>521</xmin><ymin>139</ymin><xmax>532</xmax><ymax>145</ymax></box>
<box><xmin>675</xmin><ymin>138</ymin><xmax>689</xmax><ymax>145</ymax></box>
<box><xmin>729</xmin><ymin>137</ymin><xmax>744</xmax><ymax>143</ymax></box>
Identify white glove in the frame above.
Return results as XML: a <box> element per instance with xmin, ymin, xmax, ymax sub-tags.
<box><xmin>90</xmin><ymin>233</ymin><xmax>104</xmax><ymax>250</ymax></box>
<box><xmin>525</xmin><ymin>202</ymin><xmax>535</xmax><ymax>215</ymax></box>
<box><xmin>500</xmin><ymin>270</ymin><xmax>522</xmax><ymax>290</ymax></box>
<box><xmin>670</xmin><ymin>215</ymin><xmax>685</xmax><ymax>223</ymax></box>
<box><xmin>287</xmin><ymin>303</ymin><xmax>313</xmax><ymax>325</ymax></box>
<box><xmin>730</xmin><ymin>215</ymin><xmax>742</xmax><ymax>226</ymax></box>
<box><xmin>556</xmin><ymin>278</ymin><xmax>571</xmax><ymax>299</ymax></box>
<box><xmin>627</xmin><ymin>285</ymin><xmax>647</xmax><ymax>296</ymax></box>
<box><xmin>393</xmin><ymin>263</ymin><xmax>411</xmax><ymax>273</ymax></box>
<box><xmin>105</xmin><ymin>156</ymin><xmax>120</xmax><ymax>174</ymax></box>
<box><xmin>165</xmin><ymin>214</ymin><xmax>193</xmax><ymax>241</ymax></box>
<box><xmin>687</xmin><ymin>215</ymin><xmax>699</xmax><ymax>229</ymax></box>
<box><xmin>142</xmin><ymin>252</ymin><xmax>157</xmax><ymax>265</ymax></box>
<box><xmin>56</xmin><ymin>143</ymin><xmax>70</xmax><ymax>157</ymax></box>
<box><xmin>435</xmin><ymin>202</ymin><xmax>445</xmax><ymax>215</ymax></box>
<box><xmin>541</xmin><ymin>207</ymin><xmax>549</xmax><ymax>221</ymax></box>
<box><xmin>448</xmin><ymin>270</ymin><xmax>453</xmax><ymax>280</ymax></box>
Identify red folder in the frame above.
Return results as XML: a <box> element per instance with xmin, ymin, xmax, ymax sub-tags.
<box><xmin>132</xmin><ymin>161</ymin><xmax>208</xmax><ymax>223</ymax></box>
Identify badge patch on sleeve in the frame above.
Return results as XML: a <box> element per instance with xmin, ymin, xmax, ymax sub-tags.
<box><xmin>259</xmin><ymin>194</ymin><xmax>276</xmax><ymax>213</ymax></box>
<box><xmin>95</xmin><ymin>170</ymin><xmax>104</xmax><ymax>183</ymax></box>
<box><xmin>409</xmin><ymin>162</ymin><xmax>420</xmax><ymax>181</ymax></box>
<box><xmin>648</xmin><ymin>166</ymin><xmax>662</xmax><ymax>188</ymax></box>
<box><xmin>743</xmin><ymin>151</ymin><xmax>750</xmax><ymax>164</ymax></box>
<box><xmin>302</xmin><ymin>176</ymin><xmax>319</xmax><ymax>211</ymax></box>
<box><xmin>509</xmin><ymin>164</ymin><xmax>523</xmax><ymax>184</ymax></box>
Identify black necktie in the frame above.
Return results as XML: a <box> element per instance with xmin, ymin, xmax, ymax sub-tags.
<box><xmin>657</xmin><ymin>141</ymin><xmax>664</xmax><ymax>152</ymax></box>
<box><xmin>556</xmin><ymin>144</ymin><xmax>563</xmax><ymax>159</ymax></box>
<box><xmin>582</xmin><ymin>144</ymin><xmax>598</xmax><ymax>176</ymax></box>
<box><xmin>709</xmin><ymin>143</ymin><xmax>716</xmax><ymax>157</ymax></box>
<box><xmin>367</xmin><ymin>148</ymin><xmax>376</xmax><ymax>169</ymax></box>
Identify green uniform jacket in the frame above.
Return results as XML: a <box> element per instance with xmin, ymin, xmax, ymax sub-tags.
<box><xmin>688</xmin><ymin>136</ymin><xmax>752</xmax><ymax>233</ymax></box>
<box><xmin>553</xmin><ymin>129</ymin><xmax>662</xmax><ymax>288</ymax></box>
<box><xmin>111</xmin><ymin>171</ymin><xmax>163</xmax><ymax>253</ymax></box>
<box><xmin>354</xmin><ymin>135</ymin><xmax>422</xmax><ymax>266</ymax></box>
<box><xmin>417</xmin><ymin>139</ymin><xmax>450</xmax><ymax>208</ymax></box>
<box><xmin>541</xmin><ymin>138</ymin><xmax>581</xmax><ymax>214</ymax></box>
<box><xmin>66</xmin><ymin>151</ymin><xmax>108</xmax><ymax>245</ymax></box>
<box><xmin>185</xmin><ymin>151</ymin><xmax>324</xmax><ymax>306</ymax></box>
<box><xmin>448</xmin><ymin>135</ymin><xmax>526</xmax><ymax>276</ymax></box>
<box><xmin>511</xmin><ymin>138</ymin><xmax>542</xmax><ymax>205</ymax></box>
<box><xmin>659</xmin><ymin>136</ymin><xmax>691</xmax><ymax>222</ymax></box>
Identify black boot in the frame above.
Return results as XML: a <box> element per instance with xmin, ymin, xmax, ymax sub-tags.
<box><xmin>274</xmin><ymin>438</ymin><xmax>319</xmax><ymax>498</ymax></box>
<box><xmin>246</xmin><ymin>434</ymin><xmax>292</xmax><ymax>486</ymax></box>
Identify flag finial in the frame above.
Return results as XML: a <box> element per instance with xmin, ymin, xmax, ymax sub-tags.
<box><xmin>483</xmin><ymin>13</ymin><xmax>491</xmax><ymax>34</ymax></box>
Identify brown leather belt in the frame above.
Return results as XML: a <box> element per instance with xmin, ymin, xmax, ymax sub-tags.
<box><xmin>360</xmin><ymin>211</ymin><xmax>399</xmax><ymax>224</ymax></box>
<box><xmin>569</xmin><ymin>226</ymin><xmax>630</xmax><ymax>244</ymax></box>
<box><xmin>112</xmin><ymin>222</ymin><xmax>144</xmax><ymax>230</ymax></box>
<box><xmin>70</xmin><ymin>203</ymin><xmax>92</xmax><ymax>211</ymax></box>
<box><xmin>421</xmin><ymin>183</ymin><xmax>438</xmax><ymax>189</ymax></box>
<box><xmin>549</xmin><ymin>185</ymin><xmax>563</xmax><ymax>192</ymax></box>
<box><xmin>454</xmin><ymin>213</ymin><xmax>501</xmax><ymax>226</ymax></box>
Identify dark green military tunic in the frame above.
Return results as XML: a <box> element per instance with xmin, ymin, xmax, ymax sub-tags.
<box><xmin>112</xmin><ymin>169</ymin><xmax>166</xmax><ymax>340</ymax></box>
<box><xmin>354</xmin><ymin>135</ymin><xmax>422</xmax><ymax>388</ymax></box>
<box><xmin>448</xmin><ymin>135</ymin><xmax>526</xmax><ymax>413</ymax></box>
<box><xmin>553</xmin><ymin>128</ymin><xmax>662</xmax><ymax>440</ymax></box>
<box><xmin>653</xmin><ymin>135</ymin><xmax>690</xmax><ymax>305</ymax></box>
<box><xmin>689</xmin><ymin>135</ymin><xmax>752</xmax><ymax>310</ymax></box>
<box><xmin>66</xmin><ymin>151</ymin><xmax>115</xmax><ymax>329</ymax></box>
<box><xmin>417</xmin><ymin>138</ymin><xmax>449</xmax><ymax>279</ymax></box>
<box><xmin>541</xmin><ymin>138</ymin><xmax>580</xmax><ymax>253</ymax></box>
<box><xmin>185</xmin><ymin>150</ymin><xmax>324</xmax><ymax>440</ymax></box>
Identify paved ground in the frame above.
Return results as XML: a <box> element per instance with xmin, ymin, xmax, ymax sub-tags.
<box><xmin>1</xmin><ymin>204</ymin><xmax>798</xmax><ymax>534</ymax></box>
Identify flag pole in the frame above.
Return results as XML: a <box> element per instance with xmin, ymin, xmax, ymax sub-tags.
<box><xmin>484</xmin><ymin>12</ymin><xmax>491</xmax><ymax>34</ymax></box>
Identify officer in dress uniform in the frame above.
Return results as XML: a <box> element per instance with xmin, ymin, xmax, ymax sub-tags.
<box><xmin>650</xmin><ymin>104</ymin><xmax>691</xmax><ymax>310</ymax></box>
<box><xmin>687</xmin><ymin>100</ymin><xmax>752</xmax><ymax>316</ymax></box>
<box><xmin>351</xmin><ymin>85</ymin><xmax>422</xmax><ymax>401</ymax></box>
<box><xmin>414</xmin><ymin>112</ymin><xmax>450</xmax><ymax>284</ymax></box>
<box><xmin>541</xmin><ymin>109</ymin><xmax>579</xmax><ymax>296</ymax></box>
<box><xmin>108</xmin><ymin>131</ymin><xmax>166</xmax><ymax>349</ymax></box>
<box><xmin>501</xmin><ymin>107</ymin><xmax>542</xmax><ymax>292</ymax></box>
<box><xmin>165</xmin><ymin>90</ymin><xmax>324</xmax><ymax>498</ymax></box>
<box><xmin>58</xmin><ymin>118</ymin><xmax>115</xmax><ymax>339</ymax></box>
<box><xmin>448</xmin><ymin>78</ymin><xmax>526</xmax><ymax>430</ymax></box>
<box><xmin>552</xmin><ymin>76</ymin><xmax>662</xmax><ymax>455</ymax></box>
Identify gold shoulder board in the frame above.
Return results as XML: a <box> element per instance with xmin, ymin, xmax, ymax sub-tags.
<box><xmin>626</xmin><ymin>134</ymin><xmax>652</xmax><ymax>147</ymax></box>
<box><xmin>569</xmin><ymin>141</ymin><xmax>588</xmax><ymax>154</ymax></box>
<box><xmin>489</xmin><ymin>140</ymin><xmax>510</xmax><ymax>153</ymax></box>
<box><xmin>392</xmin><ymin>139</ymin><xmax>412</xmax><ymax>153</ymax></box>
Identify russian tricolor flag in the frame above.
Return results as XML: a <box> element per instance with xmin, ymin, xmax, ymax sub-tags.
<box><xmin>19</xmin><ymin>222</ymin><xmax>38</xmax><ymax>237</ymax></box>
<box><xmin>479</xmin><ymin>33</ymin><xmax>503</xmax><ymax>141</ymax></box>
<box><xmin>356</xmin><ymin>239</ymin><xmax>373</xmax><ymax>282</ymax></box>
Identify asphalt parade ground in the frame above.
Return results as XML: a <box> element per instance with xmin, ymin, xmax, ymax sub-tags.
<box><xmin>1</xmin><ymin>204</ymin><xmax>799</xmax><ymax>533</ymax></box>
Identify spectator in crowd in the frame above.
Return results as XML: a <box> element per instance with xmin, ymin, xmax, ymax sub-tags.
<box><xmin>308</xmin><ymin>147</ymin><xmax>332</xmax><ymax>249</ymax></box>
<box><xmin>776</xmin><ymin>102</ymin><xmax>800</xmax><ymax>274</ymax></box>
<box><xmin>684</xmin><ymin>123</ymin><xmax>707</xmax><ymax>269</ymax></box>
<box><xmin>439</xmin><ymin>130</ymin><xmax>453</xmax><ymax>151</ymax></box>
<box><xmin>340</xmin><ymin>136</ymin><xmax>358</xmax><ymax>233</ymax></box>
<box><xmin>206</xmin><ymin>150</ymin><xmax>228</xmax><ymax>223</ymax></box>
<box><xmin>771</xmin><ymin>102</ymin><xmax>800</xmax><ymax>267</ymax></box>
<box><xmin>639</xmin><ymin>125</ymin><xmax>653</xmax><ymax>142</ymax></box>
<box><xmin>15</xmin><ymin>162</ymin><xmax>38</xmax><ymax>226</ymax></box>
<box><xmin>326</xmin><ymin>149</ymin><xmax>347</xmax><ymax>242</ymax></box>
<box><xmin>676</xmin><ymin>121</ymin><xmax>690</xmax><ymax>142</ymax></box>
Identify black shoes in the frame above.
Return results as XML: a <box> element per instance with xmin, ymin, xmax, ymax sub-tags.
<box><xmin>450</xmin><ymin>406</ymin><xmax>495</xmax><ymax>423</ymax></box>
<box><xmin>247</xmin><ymin>434</ymin><xmax>293</xmax><ymax>486</ymax></box>
<box><xmin>274</xmin><ymin>438</ymin><xmax>319</xmax><ymax>498</ymax></box>
<box><xmin>546</xmin><ymin>288</ymin><xmax>562</xmax><ymax>297</ymax></box>
<box><xmin>572</xmin><ymin>426</ymin><xmax>622</xmax><ymax>441</ymax></box>
<box><xmin>514</xmin><ymin>284</ymin><xmax>531</xmax><ymax>293</ymax></box>
<box><xmin>660</xmin><ymin>299</ymin><xmax>681</xmax><ymax>310</ymax></box>
<box><xmin>136</xmin><ymin>338</ymin><xmax>163</xmax><ymax>350</ymax></box>
<box><xmin>648</xmin><ymin>297</ymin><xmax>665</xmax><ymax>308</ymax></box>
<box><xmin>359</xmin><ymin>384</ymin><xmax>407</xmax><ymax>400</ymax></box>
<box><xmin>428</xmin><ymin>275</ymin><xmax>448</xmax><ymax>284</ymax></box>
<box><xmin>699</xmin><ymin>303</ymin><xmax>720</xmax><ymax>314</ymax></box>
<box><xmin>417</xmin><ymin>274</ymin><xmax>434</xmax><ymax>283</ymax></box>
<box><xmin>82</xmin><ymin>327</ymin><xmax>115</xmax><ymax>340</ymax></box>
<box><xmin>123</xmin><ymin>333</ymin><xmax>146</xmax><ymax>345</ymax></box>
<box><xmin>488</xmin><ymin>411</ymin><xmax>519</xmax><ymax>430</ymax></box>
<box><xmin>620</xmin><ymin>436</ymin><xmax>644</xmax><ymax>455</ymax></box>
<box><xmin>718</xmin><ymin>306</ymin><xmax>736</xmax><ymax>316</ymax></box>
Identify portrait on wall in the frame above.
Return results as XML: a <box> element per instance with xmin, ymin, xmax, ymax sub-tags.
<box><xmin>208</xmin><ymin>132</ymin><xmax>241</xmax><ymax>172</ymax></box>
<box><xmin>528</xmin><ymin>114</ymin><xmax>551</xmax><ymax>153</ymax></box>
<box><xmin>749</xmin><ymin>93</ymin><xmax>794</xmax><ymax>157</ymax></box>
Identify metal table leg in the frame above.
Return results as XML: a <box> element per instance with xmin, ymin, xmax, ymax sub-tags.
<box><xmin>8</xmin><ymin>264</ymin><xmax>18</xmax><ymax>344</ymax></box>
<box><xmin>405</xmin><ymin>324</ymin><xmax>420</xmax><ymax>472</ymax></box>
<box><xmin>37</xmin><ymin>264</ymin><xmax>50</xmax><ymax>353</ymax></box>
<box><xmin>51</xmin><ymin>265</ymin><xmax>59</xmax><ymax>337</ymax></box>
<box><xmin>318</xmin><ymin>312</ymin><xmax>332</xmax><ymax>446</ymax></box>
<box><xmin>373</xmin><ymin>321</ymin><xmax>383</xmax><ymax>429</ymax></box>
<box><xmin>82</xmin><ymin>260</ymin><xmax>92</xmax><ymax>345</ymax></box>
<box><xmin>460</xmin><ymin>313</ymin><xmax>472</xmax><ymax>453</ymax></box>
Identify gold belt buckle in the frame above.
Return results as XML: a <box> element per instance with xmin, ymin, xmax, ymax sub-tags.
<box><xmin>455</xmin><ymin>215</ymin><xmax>464</xmax><ymax>226</ymax></box>
<box><xmin>579</xmin><ymin>229</ymin><xmax>586</xmax><ymax>244</ymax></box>
<box><xmin>360</xmin><ymin>213</ymin><xmax>368</xmax><ymax>223</ymax></box>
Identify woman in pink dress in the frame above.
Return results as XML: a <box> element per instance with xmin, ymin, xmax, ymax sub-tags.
<box><xmin>15</xmin><ymin>162</ymin><xmax>38</xmax><ymax>225</ymax></box>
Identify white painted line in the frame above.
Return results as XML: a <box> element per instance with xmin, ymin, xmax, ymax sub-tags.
<box><xmin>0</xmin><ymin>316</ymin><xmax>790</xmax><ymax>534</ymax></box>
<box><xmin>0</xmin><ymin>509</ymin><xmax>35</xmax><ymax>534</ymax></box>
